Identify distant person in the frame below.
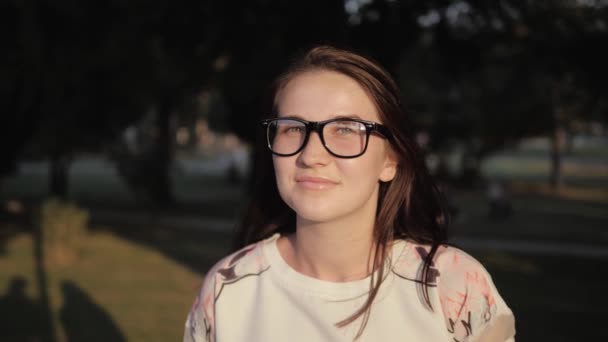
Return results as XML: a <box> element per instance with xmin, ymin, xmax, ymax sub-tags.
<box><xmin>184</xmin><ymin>46</ymin><xmax>515</xmax><ymax>341</ymax></box>
<box><xmin>487</xmin><ymin>181</ymin><xmax>513</xmax><ymax>220</ymax></box>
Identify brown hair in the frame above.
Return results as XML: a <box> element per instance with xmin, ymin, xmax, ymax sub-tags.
<box><xmin>235</xmin><ymin>45</ymin><xmax>449</xmax><ymax>339</ymax></box>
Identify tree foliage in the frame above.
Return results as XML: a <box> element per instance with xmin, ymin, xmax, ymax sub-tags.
<box><xmin>2</xmin><ymin>0</ymin><xmax>606</xmax><ymax>195</ymax></box>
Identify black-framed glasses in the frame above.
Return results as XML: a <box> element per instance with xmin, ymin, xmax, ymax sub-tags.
<box><xmin>260</xmin><ymin>117</ymin><xmax>392</xmax><ymax>158</ymax></box>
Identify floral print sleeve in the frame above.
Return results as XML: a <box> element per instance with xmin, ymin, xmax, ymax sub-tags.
<box><xmin>436</xmin><ymin>248</ymin><xmax>516</xmax><ymax>342</ymax></box>
<box><xmin>183</xmin><ymin>267</ymin><xmax>217</xmax><ymax>342</ymax></box>
<box><xmin>183</xmin><ymin>242</ymin><xmax>269</xmax><ymax>342</ymax></box>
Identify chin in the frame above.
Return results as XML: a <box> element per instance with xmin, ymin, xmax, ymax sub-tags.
<box><xmin>288</xmin><ymin>200</ymin><xmax>355</xmax><ymax>224</ymax></box>
<box><xmin>285</xmin><ymin>200</ymin><xmax>332</xmax><ymax>222</ymax></box>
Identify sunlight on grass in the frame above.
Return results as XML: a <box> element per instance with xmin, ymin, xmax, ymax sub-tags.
<box><xmin>0</xmin><ymin>229</ymin><xmax>211</xmax><ymax>342</ymax></box>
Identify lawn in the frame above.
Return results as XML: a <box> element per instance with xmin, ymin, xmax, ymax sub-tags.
<box><xmin>1</xmin><ymin>198</ymin><xmax>607</xmax><ymax>341</ymax></box>
<box><xmin>0</xmin><ymin>222</ymin><xmax>232</xmax><ymax>342</ymax></box>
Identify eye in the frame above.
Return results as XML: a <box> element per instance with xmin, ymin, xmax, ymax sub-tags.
<box><xmin>335</xmin><ymin>126</ymin><xmax>356</xmax><ymax>135</ymax></box>
<box><xmin>279</xmin><ymin>125</ymin><xmax>304</xmax><ymax>135</ymax></box>
<box><xmin>287</xmin><ymin>126</ymin><xmax>303</xmax><ymax>132</ymax></box>
<box><xmin>329</xmin><ymin>121</ymin><xmax>365</xmax><ymax>136</ymax></box>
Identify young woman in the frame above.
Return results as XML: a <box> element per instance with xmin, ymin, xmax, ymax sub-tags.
<box><xmin>184</xmin><ymin>46</ymin><xmax>515</xmax><ymax>342</ymax></box>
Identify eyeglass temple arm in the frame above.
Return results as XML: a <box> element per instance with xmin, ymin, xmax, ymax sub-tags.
<box><xmin>373</xmin><ymin>124</ymin><xmax>392</xmax><ymax>139</ymax></box>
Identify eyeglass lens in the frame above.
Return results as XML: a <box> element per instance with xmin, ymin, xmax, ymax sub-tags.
<box><xmin>267</xmin><ymin>119</ymin><xmax>367</xmax><ymax>157</ymax></box>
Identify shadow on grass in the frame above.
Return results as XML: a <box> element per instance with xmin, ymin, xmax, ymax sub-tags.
<box><xmin>0</xmin><ymin>199</ymin><xmax>58</xmax><ymax>342</ymax></box>
<box><xmin>0</xmin><ymin>278</ymin><xmax>128</xmax><ymax>342</ymax></box>
<box><xmin>0</xmin><ymin>277</ymin><xmax>54</xmax><ymax>342</ymax></box>
<box><xmin>60</xmin><ymin>281</ymin><xmax>126</xmax><ymax>342</ymax></box>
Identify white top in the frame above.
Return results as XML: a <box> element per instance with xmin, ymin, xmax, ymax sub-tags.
<box><xmin>184</xmin><ymin>233</ymin><xmax>515</xmax><ymax>342</ymax></box>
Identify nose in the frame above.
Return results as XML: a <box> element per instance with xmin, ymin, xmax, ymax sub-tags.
<box><xmin>298</xmin><ymin>131</ymin><xmax>331</xmax><ymax>166</ymax></box>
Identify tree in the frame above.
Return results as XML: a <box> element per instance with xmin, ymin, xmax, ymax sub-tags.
<box><xmin>353</xmin><ymin>0</ymin><xmax>608</xmax><ymax>187</ymax></box>
<box><xmin>3</xmin><ymin>0</ymin><xmax>227</xmax><ymax>203</ymax></box>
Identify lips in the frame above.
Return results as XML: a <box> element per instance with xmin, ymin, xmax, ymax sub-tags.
<box><xmin>295</xmin><ymin>175</ymin><xmax>339</xmax><ymax>190</ymax></box>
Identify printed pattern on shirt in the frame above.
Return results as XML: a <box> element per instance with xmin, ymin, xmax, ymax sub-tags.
<box><xmin>185</xmin><ymin>240</ymin><xmax>271</xmax><ymax>342</ymax></box>
<box><xmin>436</xmin><ymin>248</ymin><xmax>511</xmax><ymax>342</ymax></box>
<box><xmin>392</xmin><ymin>243</ymin><xmax>514</xmax><ymax>342</ymax></box>
<box><xmin>185</xmin><ymin>237</ymin><xmax>515</xmax><ymax>342</ymax></box>
<box><xmin>391</xmin><ymin>242</ymin><xmax>444</xmax><ymax>287</ymax></box>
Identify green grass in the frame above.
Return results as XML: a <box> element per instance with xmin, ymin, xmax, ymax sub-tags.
<box><xmin>2</xmin><ymin>220</ymin><xmax>607</xmax><ymax>342</ymax></box>
<box><xmin>1</xmin><ymin>199</ymin><xmax>608</xmax><ymax>341</ymax></box>
<box><xmin>0</xmin><ymin>225</ymin><xmax>232</xmax><ymax>342</ymax></box>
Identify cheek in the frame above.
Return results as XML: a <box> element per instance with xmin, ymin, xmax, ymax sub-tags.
<box><xmin>272</xmin><ymin>157</ymin><xmax>293</xmax><ymax>190</ymax></box>
<box><xmin>338</xmin><ymin>162</ymin><xmax>382</xmax><ymax>191</ymax></box>
<box><xmin>343</xmin><ymin>144</ymin><xmax>388</xmax><ymax>180</ymax></box>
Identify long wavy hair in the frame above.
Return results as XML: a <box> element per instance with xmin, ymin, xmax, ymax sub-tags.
<box><xmin>234</xmin><ymin>45</ymin><xmax>449</xmax><ymax>339</ymax></box>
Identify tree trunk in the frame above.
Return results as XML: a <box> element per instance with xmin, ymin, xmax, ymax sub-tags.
<box><xmin>49</xmin><ymin>153</ymin><xmax>70</xmax><ymax>199</ymax></box>
<box><xmin>550</xmin><ymin>80</ymin><xmax>565</xmax><ymax>189</ymax></box>
<box><xmin>151</xmin><ymin>97</ymin><xmax>174</xmax><ymax>204</ymax></box>
<box><xmin>550</xmin><ymin>126</ymin><xmax>565</xmax><ymax>188</ymax></box>
<box><xmin>34</xmin><ymin>210</ymin><xmax>58</xmax><ymax>342</ymax></box>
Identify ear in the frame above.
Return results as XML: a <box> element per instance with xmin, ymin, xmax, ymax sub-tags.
<box><xmin>379</xmin><ymin>149</ymin><xmax>398</xmax><ymax>182</ymax></box>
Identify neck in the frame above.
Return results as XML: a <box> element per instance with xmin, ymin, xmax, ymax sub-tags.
<box><xmin>283</xmin><ymin>208</ymin><xmax>378</xmax><ymax>282</ymax></box>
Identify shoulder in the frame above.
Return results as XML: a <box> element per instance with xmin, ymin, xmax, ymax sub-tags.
<box><xmin>202</xmin><ymin>237</ymin><xmax>271</xmax><ymax>306</ymax></box>
<box><xmin>392</xmin><ymin>240</ymin><xmax>504</xmax><ymax>291</ymax></box>
<box><xmin>392</xmin><ymin>241</ymin><xmax>515</xmax><ymax>341</ymax></box>
<box><xmin>434</xmin><ymin>245</ymin><xmax>516</xmax><ymax>342</ymax></box>
<box><xmin>434</xmin><ymin>245</ymin><xmax>492</xmax><ymax>285</ymax></box>
<box><xmin>184</xmin><ymin>238</ymin><xmax>272</xmax><ymax>342</ymax></box>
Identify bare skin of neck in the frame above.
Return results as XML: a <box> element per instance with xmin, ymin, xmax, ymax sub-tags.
<box><xmin>277</xmin><ymin>202</ymin><xmax>380</xmax><ymax>282</ymax></box>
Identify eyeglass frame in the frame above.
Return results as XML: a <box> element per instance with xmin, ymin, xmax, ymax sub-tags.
<box><xmin>260</xmin><ymin>117</ymin><xmax>393</xmax><ymax>158</ymax></box>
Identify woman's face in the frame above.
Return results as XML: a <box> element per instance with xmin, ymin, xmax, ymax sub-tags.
<box><xmin>273</xmin><ymin>70</ymin><xmax>396</xmax><ymax>224</ymax></box>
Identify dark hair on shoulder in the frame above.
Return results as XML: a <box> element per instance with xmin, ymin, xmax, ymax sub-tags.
<box><xmin>234</xmin><ymin>45</ymin><xmax>449</xmax><ymax>340</ymax></box>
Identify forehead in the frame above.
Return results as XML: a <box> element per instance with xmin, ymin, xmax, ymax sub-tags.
<box><xmin>275</xmin><ymin>70</ymin><xmax>380</xmax><ymax>122</ymax></box>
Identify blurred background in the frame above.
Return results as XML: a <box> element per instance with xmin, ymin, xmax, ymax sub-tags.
<box><xmin>1</xmin><ymin>0</ymin><xmax>607</xmax><ymax>341</ymax></box>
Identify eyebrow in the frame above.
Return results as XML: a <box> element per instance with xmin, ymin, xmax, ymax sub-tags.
<box><xmin>279</xmin><ymin>114</ymin><xmax>363</xmax><ymax>120</ymax></box>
